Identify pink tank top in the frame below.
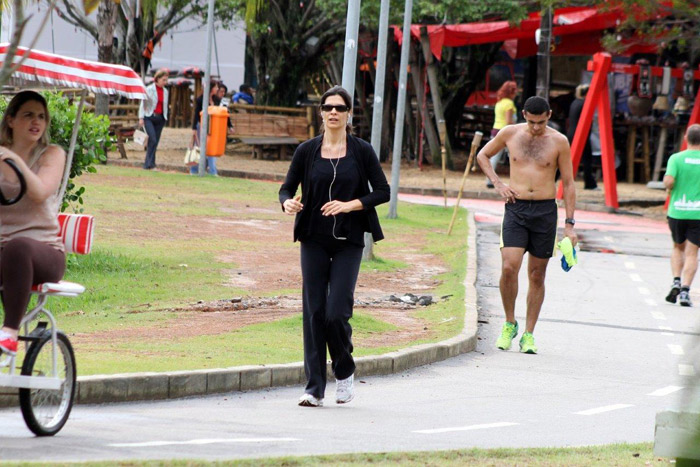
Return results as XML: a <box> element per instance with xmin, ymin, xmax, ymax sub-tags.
<box><xmin>0</xmin><ymin>146</ymin><xmax>64</xmax><ymax>252</ymax></box>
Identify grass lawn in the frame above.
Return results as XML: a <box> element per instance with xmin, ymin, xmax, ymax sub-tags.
<box><xmin>6</xmin><ymin>442</ymin><xmax>671</xmax><ymax>466</ymax></box>
<box><xmin>1</xmin><ymin>166</ymin><xmax>470</xmax><ymax>375</ymax></box>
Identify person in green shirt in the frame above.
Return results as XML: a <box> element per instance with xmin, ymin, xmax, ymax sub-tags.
<box><xmin>663</xmin><ymin>124</ymin><xmax>700</xmax><ymax>307</ymax></box>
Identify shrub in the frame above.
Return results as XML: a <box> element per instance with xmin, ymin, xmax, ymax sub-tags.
<box><xmin>0</xmin><ymin>91</ymin><xmax>113</xmax><ymax>211</ymax></box>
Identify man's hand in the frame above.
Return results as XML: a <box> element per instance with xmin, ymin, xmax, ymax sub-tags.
<box><xmin>495</xmin><ymin>181</ymin><xmax>519</xmax><ymax>203</ymax></box>
<box><xmin>564</xmin><ymin>225</ymin><xmax>578</xmax><ymax>247</ymax></box>
<box><xmin>282</xmin><ymin>195</ymin><xmax>303</xmax><ymax>215</ymax></box>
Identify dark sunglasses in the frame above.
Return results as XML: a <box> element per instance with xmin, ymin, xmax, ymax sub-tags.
<box><xmin>320</xmin><ymin>104</ymin><xmax>349</xmax><ymax>113</ymax></box>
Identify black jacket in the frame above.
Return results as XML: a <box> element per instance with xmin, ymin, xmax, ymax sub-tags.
<box><xmin>279</xmin><ymin>134</ymin><xmax>390</xmax><ymax>242</ymax></box>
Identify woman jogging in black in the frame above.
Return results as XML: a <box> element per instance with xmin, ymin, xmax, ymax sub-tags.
<box><xmin>279</xmin><ymin>86</ymin><xmax>390</xmax><ymax>407</ymax></box>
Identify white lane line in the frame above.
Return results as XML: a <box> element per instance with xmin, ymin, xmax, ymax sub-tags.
<box><xmin>574</xmin><ymin>404</ymin><xmax>634</xmax><ymax>416</ymax></box>
<box><xmin>645</xmin><ymin>298</ymin><xmax>658</xmax><ymax>307</ymax></box>
<box><xmin>679</xmin><ymin>364</ymin><xmax>696</xmax><ymax>376</ymax></box>
<box><xmin>647</xmin><ymin>386</ymin><xmax>684</xmax><ymax>397</ymax></box>
<box><xmin>638</xmin><ymin>287</ymin><xmax>650</xmax><ymax>296</ymax></box>
<box><xmin>651</xmin><ymin>311</ymin><xmax>667</xmax><ymax>320</ymax></box>
<box><xmin>109</xmin><ymin>437</ymin><xmax>301</xmax><ymax>447</ymax></box>
<box><xmin>413</xmin><ymin>422</ymin><xmax>519</xmax><ymax>434</ymax></box>
<box><xmin>629</xmin><ymin>273</ymin><xmax>642</xmax><ymax>282</ymax></box>
<box><xmin>604</xmin><ymin>236</ymin><xmax>615</xmax><ymax>243</ymax></box>
<box><xmin>624</xmin><ymin>261</ymin><xmax>636</xmax><ymax>270</ymax></box>
<box><xmin>659</xmin><ymin>326</ymin><xmax>674</xmax><ymax>336</ymax></box>
<box><xmin>667</xmin><ymin>344</ymin><xmax>684</xmax><ymax>355</ymax></box>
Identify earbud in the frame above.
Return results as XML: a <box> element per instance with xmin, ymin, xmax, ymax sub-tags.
<box><xmin>328</xmin><ymin>158</ymin><xmax>347</xmax><ymax>240</ymax></box>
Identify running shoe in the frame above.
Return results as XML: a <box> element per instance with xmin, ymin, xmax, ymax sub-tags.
<box><xmin>666</xmin><ymin>283</ymin><xmax>681</xmax><ymax>303</ymax></box>
<box><xmin>679</xmin><ymin>290</ymin><xmax>693</xmax><ymax>307</ymax></box>
<box><xmin>0</xmin><ymin>333</ymin><xmax>17</xmax><ymax>355</ymax></box>
<box><xmin>335</xmin><ymin>373</ymin><xmax>354</xmax><ymax>404</ymax></box>
<box><xmin>519</xmin><ymin>332</ymin><xmax>538</xmax><ymax>354</ymax></box>
<box><xmin>298</xmin><ymin>393</ymin><xmax>323</xmax><ymax>407</ymax></box>
<box><xmin>496</xmin><ymin>321</ymin><xmax>518</xmax><ymax>350</ymax></box>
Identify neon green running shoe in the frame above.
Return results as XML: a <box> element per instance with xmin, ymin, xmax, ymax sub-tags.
<box><xmin>496</xmin><ymin>321</ymin><xmax>518</xmax><ymax>350</ymax></box>
<box><xmin>519</xmin><ymin>332</ymin><xmax>538</xmax><ymax>354</ymax></box>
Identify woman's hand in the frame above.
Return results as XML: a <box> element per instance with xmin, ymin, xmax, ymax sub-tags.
<box><xmin>139</xmin><ymin>118</ymin><xmax>144</xmax><ymax>127</ymax></box>
<box><xmin>321</xmin><ymin>199</ymin><xmax>359</xmax><ymax>216</ymax></box>
<box><xmin>0</xmin><ymin>149</ymin><xmax>24</xmax><ymax>166</ymax></box>
<box><xmin>283</xmin><ymin>195</ymin><xmax>303</xmax><ymax>215</ymax></box>
<box><xmin>0</xmin><ymin>149</ymin><xmax>25</xmax><ymax>184</ymax></box>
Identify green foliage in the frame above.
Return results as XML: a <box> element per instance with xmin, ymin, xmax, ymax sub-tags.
<box><xmin>42</xmin><ymin>92</ymin><xmax>112</xmax><ymax>211</ymax></box>
<box><xmin>0</xmin><ymin>91</ymin><xmax>112</xmax><ymax>211</ymax></box>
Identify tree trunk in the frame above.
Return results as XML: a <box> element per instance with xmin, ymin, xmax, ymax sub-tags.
<box><xmin>380</xmin><ymin>36</ymin><xmax>397</xmax><ymax>162</ymax></box>
<box><xmin>409</xmin><ymin>42</ymin><xmax>440</xmax><ymax>163</ymax></box>
<box><xmin>536</xmin><ymin>8</ymin><xmax>552</xmax><ymax>99</ymax></box>
<box><xmin>419</xmin><ymin>26</ymin><xmax>452</xmax><ymax>169</ymax></box>
<box><xmin>95</xmin><ymin>0</ymin><xmax>118</xmax><ymax>116</ymax></box>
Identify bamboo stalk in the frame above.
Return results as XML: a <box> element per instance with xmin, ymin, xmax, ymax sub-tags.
<box><xmin>447</xmin><ymin>131</ymin><xmax>483</xmax><ymax>235</ymax></box>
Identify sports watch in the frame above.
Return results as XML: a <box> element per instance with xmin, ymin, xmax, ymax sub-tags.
<box><xmin>565</xmin><ymin>218</ymin><xmax>576</xmax><ymax>226</ymax></box>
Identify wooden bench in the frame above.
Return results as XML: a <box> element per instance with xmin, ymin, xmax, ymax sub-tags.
<box><xmin>108</xmin><ymin>104</ymin><xmax>141</xmax><ymax>159</ymax></box>
<box><xmin>229</xmin><ymin>104</ymin><xmax>312</xmax><ymax>159</ymax></box>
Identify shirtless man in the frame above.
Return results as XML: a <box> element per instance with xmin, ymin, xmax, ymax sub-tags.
<box><xmin>476</xmin><ymin>96</ymin><xmax>577</xmax><ymax>354</ymax></box>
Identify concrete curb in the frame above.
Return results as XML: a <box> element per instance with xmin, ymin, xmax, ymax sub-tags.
<box><xmin>0</xmin><ymin>212</ymin><xmax>479</xmax><ymax>406</ymax></box>
<box><xmin>654</xmin><ymin>410</ymin><xmax>700</xmax><ymax>460</ymax></box>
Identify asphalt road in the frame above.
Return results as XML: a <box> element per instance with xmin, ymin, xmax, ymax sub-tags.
<box><xmin>1</xmin><ymin>197</ymin><xmax>698</xmax><ymax>462</ymax></box>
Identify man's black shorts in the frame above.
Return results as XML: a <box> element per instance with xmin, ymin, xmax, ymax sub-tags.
<box><xmin>501</xmin><ymin>199</ymin><xmax>558</xmax><ymax>258</ymax></box>
<box><xmin>668</xmin><ymin>217</ymin><xmax>700</xmax><ymax>246</ymax></box>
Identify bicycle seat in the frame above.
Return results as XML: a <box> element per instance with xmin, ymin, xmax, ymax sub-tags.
<box><xmin>31</xmin><ymin>281</ymin><xmax>85</xmax><ymax>297</ymax></box>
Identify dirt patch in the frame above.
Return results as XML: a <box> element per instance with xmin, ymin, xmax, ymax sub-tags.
<box><xmin>78</xmin><ymin>165</ymin><xmax>454</xmax><ymax>350</ymax></box>
<box><xmin>71</xmin><ymin>295</ymin><xmax>442</xmax><ymax>350</ymax></box>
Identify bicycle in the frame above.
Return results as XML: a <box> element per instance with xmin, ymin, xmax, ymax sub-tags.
<box><xmin>0</xmin><ymin>159</ymin><xmax>94</xmax><ymax>436</ymax></box>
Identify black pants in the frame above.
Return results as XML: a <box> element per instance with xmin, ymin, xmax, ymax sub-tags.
<box><xmin>1</xmin><ymin>238</ymin><xmax>66</xmax><ymax>329</ymax></box>
<box><xmin>300</xmin><ymin>238</ymin><xmax>363</xmax><ymax>398</ymax></box>
<box><xmin>143</xmin><ymin>114</ymin><xmax>166</xmax><ymax>169</ymax></box>
<box><xmin>581</xmin><ymin>140</ymin><xmax>597</xmax><ymax>189</ymax></box>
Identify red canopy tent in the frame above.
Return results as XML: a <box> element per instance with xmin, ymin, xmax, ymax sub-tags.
<box><xmin>0</xmin><ymin>44</ymin><xmax>146</xmax><ymax>199</ymax></box>
<box><xmin>394</xmin><ymin>5</ymin><xmax>671</xmax><ymax>60</ymax></box>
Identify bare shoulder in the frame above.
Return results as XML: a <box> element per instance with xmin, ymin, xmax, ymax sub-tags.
<box><xmin>45</xmin><ymin>144</ymin><xmax>66</xmax><ymax>157</ymax></box>
<box><xmin>38</xmin><ymin>145</ymin><xmax>66</xmax><ymax>166</ymax></box>
<box><xmin>547</xmin><ymin>128</ymin><xmax>569</xmax><ymax>146</ymax></box>
<box><xmin>500</xmin><ymin>124</ymin><xmax>525</xmax><ymax>139</ymax></box>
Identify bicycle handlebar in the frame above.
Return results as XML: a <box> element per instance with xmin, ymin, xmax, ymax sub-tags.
<box><xmin>0</xmin><ymin>158</ymin><xmax>27</xmax><ymax>206</ymax></box>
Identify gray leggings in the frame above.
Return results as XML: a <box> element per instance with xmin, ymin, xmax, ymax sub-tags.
<box><xmin>1</xmin><ymin>237</ymin><xmax>65</xmax><ymax>330</ymax></box>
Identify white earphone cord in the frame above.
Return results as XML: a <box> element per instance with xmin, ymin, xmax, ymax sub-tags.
<box><xmin>328</xmin><ymin>157</ymin><xmax>347</xmax><ymax>240</ymax></box>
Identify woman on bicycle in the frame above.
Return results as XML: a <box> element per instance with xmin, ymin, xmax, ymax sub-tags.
<box><xmin>0</xmin><ymin>91</ymin><xmax>66</xmax><ymax>355</ymax></box>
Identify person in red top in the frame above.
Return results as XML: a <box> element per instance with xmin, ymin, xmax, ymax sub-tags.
<box><xmin>138</xmin><ymin>69</ymin><xmax>169</xmax><ymax>170</ymax></box>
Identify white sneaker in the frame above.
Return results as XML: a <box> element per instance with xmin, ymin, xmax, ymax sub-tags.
<box><xmin>298</xmin><ymin>393</ymin><xmax>323</xmax><ymax>407</ymax></box>
<box><xmin>335</xmin><ymin>374</ymin><xmax>354</xmax><ymax>404</ymax></box>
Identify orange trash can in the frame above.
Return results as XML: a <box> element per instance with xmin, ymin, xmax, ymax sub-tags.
<box><xmin>200</xmin><ymin>106</ymin><xmax>229</xmax><ymax>156</ymax></box>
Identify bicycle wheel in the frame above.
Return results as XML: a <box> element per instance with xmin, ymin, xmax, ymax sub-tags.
<box><xmin>19</xmin><ymin>331</ymin><xmax>76</xmax><ymax>436</ymax></box>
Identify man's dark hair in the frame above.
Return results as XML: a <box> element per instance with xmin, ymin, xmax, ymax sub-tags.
<box><xmin>687</xmin><ymin>124</ymin><xmax>700</xmax><ymax>145</ymax></box>
<box><xmin>219</xmin><ymin>83</ymin><xmax>228</xmax><ymax>93</ymax></box>
<box><xmin>523</xmin><ymin>96</ymin><xmax>551</xmax><ymax>115</ymax></box>
<box><xmin>240</xmin><ymin>84</ymin><xmax>252</xmax><ymax>94</ymax></box>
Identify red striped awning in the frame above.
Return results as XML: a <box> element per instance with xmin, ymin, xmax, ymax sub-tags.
<box><xmin>0</xmin><ymin>44</ymin><xmax>147</xmax><ymax>99</ymax></box>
